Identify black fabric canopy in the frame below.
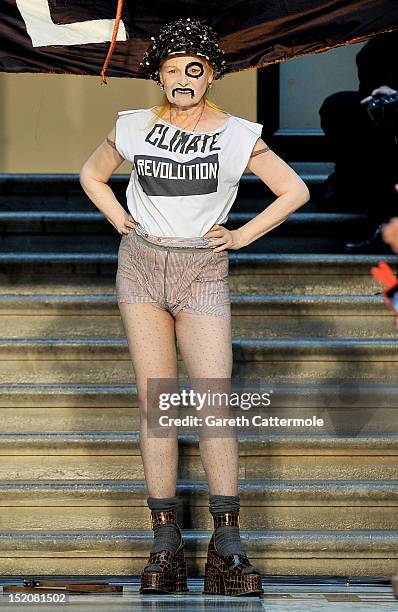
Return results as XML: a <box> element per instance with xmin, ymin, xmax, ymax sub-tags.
<box><xmin>1</xmin><ymin>1</ymin><xmax>397</xmax><ymax>81</ymax></box>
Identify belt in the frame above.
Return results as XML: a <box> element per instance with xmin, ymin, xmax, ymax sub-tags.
<box><xmin>134</xmin><ymin>223</ymin><xmax>212</xmax><ymax>249</ymax></box>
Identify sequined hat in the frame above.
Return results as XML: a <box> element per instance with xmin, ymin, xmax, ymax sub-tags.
<box><xmin>140</xmin><ymin>17</ymin><xmax>227</xmax><ymax>83</ymax></box>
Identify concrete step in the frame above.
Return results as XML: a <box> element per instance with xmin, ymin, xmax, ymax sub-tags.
<box><xmin>0</xmin><ymin>253</ymin><xmax>394</xmax><ymax>295</ymax></box>
<box><xmin>0</xmin><ymin>293</ymin><xmax>394</xmax><ymax>339</ymax></box>
<box><xmin>0</xmin><ymin>174</ymin><xmax>127</xmax><ymax>212</ymax></box>
<box><xmin>0</xmin><ymin>337</ymin><xmax>397</xmax><ymax>384</ymax></box>
<box><xmin>0</xmin><ymin>211</ymin><xmax>385</xmax><ymax>254</ymax></box>
<box><xmin>0</xmin><ymin>480</ymin><xmax>397</xmax><ymax>531</ymax></box>
<box><xmin>0</xmin><ymin>528</ymin><xmax>396</xmax><ymax>576</ymax></box>
<box><xmin>230</xmin><ymin>294</ymin><xmax>395</xmax><ymax>337</ymax></box>
<box><xmin>2</xmin><ymin>383</ymin><xmax>397</xmax><ymax>407</ymax></box>
<box><xmin>228</xmin><ymin>212</ymin><xmax>386</xmax><ymax>253</ymax></box>
<box><xmin>0</xmin><ymin>166</ymin><xmax>332</xmax><ymax>212</ymax></box>
<box><xmin>228</xmin><ymin>254</ymin><xmax>396</xmax><ymax>295</ymax></box>
<box><xmin>0</xmin><ymin>432</ymin><xmax>396</xmax><ymax>481</ymax></box>
<box><xmin>0</xmin><ymin>174</ymin><xmax>275</xmax><ymax>214</ymax></box>
<box><xmin>0</xmin><ymin>382</ymin><xmax>397</xmax><ymax>435</ymax></box>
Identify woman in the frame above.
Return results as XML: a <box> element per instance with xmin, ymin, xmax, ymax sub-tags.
<box><xmin>80</xmin><ymin>17</ymin><xmax>310</xmax><ymax>597</ymax></box>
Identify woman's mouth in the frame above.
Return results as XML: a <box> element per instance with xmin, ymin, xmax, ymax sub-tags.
<box><xmin>172</xmin><ymin>88</ymin><xmax>194</xmax><ymax>98</ymax></box>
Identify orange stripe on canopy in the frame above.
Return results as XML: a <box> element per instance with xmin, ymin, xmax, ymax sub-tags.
<box><xmin>101</xmin><ymin>0</ymin><xmax>124</xmax><ymax>85</ymax></box>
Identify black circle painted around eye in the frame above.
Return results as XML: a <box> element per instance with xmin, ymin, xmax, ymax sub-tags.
<box><xmin>185</xmin><ymin>61</ymin><xmax>204</xmax><ymax>79</ymax></box>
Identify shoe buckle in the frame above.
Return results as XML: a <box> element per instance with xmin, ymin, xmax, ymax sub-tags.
<box><xmin>150</xmin><ymin>510</ymin><xmax>176</xmax><ymax>529</ymax></box>
<box><xmin>214</xmin><ymin>512</ymin><xmax>240</xmax><ymax>528</ymax></box>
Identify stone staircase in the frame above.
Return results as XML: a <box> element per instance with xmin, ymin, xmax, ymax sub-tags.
<box><xmin>0</xmin><ymin>167</ymin><xmax>397</xmax><ymax>578</ymax></box>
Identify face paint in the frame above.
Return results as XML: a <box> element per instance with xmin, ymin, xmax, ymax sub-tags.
<box><xmin>160</xmin><ymin>56</ymin><xmax>210</xmax><ymax>106</ymax></box>
<box><xmin>185</xmin><ymin>61</ymin><xmax>204</xmax><ymax>79</ymax></box>
<box><xmin>172</xmin><ymin>87</ymin><xmax>195</xmax><ymax>99</ymax></box>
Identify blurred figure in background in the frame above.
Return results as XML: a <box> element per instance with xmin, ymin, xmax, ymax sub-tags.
<box><xmin>318</xmin><ymin>30</ymin><xmax>398</xmax><ymax>252</ymax></box>
<box><xmin>382</xmin><ymin>184</ymin><xmax>398</xmax><ymax>253</ymax></box>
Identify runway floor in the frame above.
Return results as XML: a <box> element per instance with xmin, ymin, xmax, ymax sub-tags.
<box><xmin>1</xmin><ymin>577</ymin><xmax>397</xmax><ymax>611</ymax></box>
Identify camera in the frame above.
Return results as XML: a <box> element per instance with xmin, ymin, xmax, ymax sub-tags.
<box><xmin>367</xmin><ymin>92</ymin><xmax>398</xmax><ymax>131</ymax></box>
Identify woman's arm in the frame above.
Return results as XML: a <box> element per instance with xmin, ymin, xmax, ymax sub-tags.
<box><xmin>235</xmin><ymin>138</ymin><xmax>310</xmax><ymax>248</ymax></box>
<box><xmin>79</xmin><ymin>126</ymin><xmax>137</xmax><ymax>235</ymax></box>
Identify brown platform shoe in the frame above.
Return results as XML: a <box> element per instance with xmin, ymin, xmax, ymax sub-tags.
<box><xmin>140</xmin><ymin>508</ymin><xmax>189</xmax><ymax>594</ymax></box>
<box><xmin>203</xmin><ymin>512</ymin><xmax>263</xmax><ymax>597</ymax></box>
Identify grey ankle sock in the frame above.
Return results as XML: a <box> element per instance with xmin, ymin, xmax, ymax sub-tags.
<box><xmin>209</xmin><ymin>494</ymin><xmax>258</xmax><ymax>575</ymax></box>
<box><xmin>145</xmin><ymin>496</ymin><xmax>181</xmax><ymax>573</ymax></box>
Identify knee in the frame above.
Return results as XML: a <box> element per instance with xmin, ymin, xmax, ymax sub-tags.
<box><xmin>137</xmin><ymin>388</ymin><xmax>171</xmax><ymax>422</ymax></box>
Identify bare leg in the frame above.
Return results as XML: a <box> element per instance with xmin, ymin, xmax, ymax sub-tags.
<box><xmin>118</xmin><ymin>302</ymin><xmax>179</xmax><ymax>498</ymax></box>
<box><xmin>175</xmin><ymin>311</ymin><xmax>260</xmax><ymax>573</ymax></box>
<box><xmin>174</xmin><ymin>311</ymin><xmax>237</xmax><ymax>495</ymax></box>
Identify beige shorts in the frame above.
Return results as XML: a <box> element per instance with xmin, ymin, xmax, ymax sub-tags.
<box><xmin>116</xmin><ymin>229</ymin><xmax>231</xmax><ymax>321</ymax></box>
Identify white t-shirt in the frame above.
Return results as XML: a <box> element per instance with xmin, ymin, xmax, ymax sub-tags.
<box><xmin>115</xmin><ymin>107</ymin><xmax>263</xmax><ymax>238</ymax></box>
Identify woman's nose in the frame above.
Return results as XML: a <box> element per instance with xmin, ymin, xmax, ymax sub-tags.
<box><xmin>178</xmin><ymin>78</ymin><xmax>190</xmax><ymax>86</ymax></box>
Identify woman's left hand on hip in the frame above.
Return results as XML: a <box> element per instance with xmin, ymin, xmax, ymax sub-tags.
<box><xmin>203</xmin><ymin>225</ymin><xmax>244</xmax><ymax>252</ymax></box>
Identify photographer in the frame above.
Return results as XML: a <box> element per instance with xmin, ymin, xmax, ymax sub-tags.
<box><xmin>318</xmin><ymin>30</ymin><xmax>398</xmax><ymax>252</ymax></box>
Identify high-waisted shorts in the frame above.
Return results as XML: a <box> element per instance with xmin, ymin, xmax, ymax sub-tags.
<box><xmin>116</xmin><ymin>225</ymin><xmax>231</xmax><ymax>321</ymax></box>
